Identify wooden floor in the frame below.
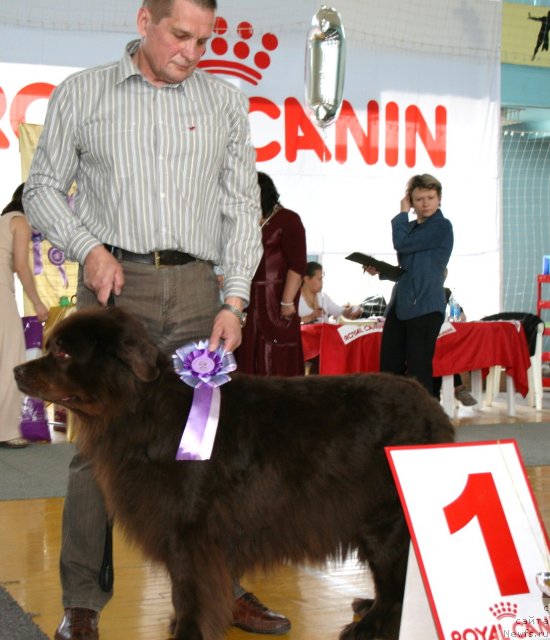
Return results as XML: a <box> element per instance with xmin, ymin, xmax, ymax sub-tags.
<box><xmin>2</xmin><ymin>394</ymin><xmax>550</xmax><ymax>640</ymax></box>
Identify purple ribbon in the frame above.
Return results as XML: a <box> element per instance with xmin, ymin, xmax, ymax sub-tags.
<box><xmin>32</xmin><ymin>230</ymin><xmax>43</xmax><ymax>275</ymax></box>
<box><xmin>47</xmin><ymin>246</ymin><xmax>68</xmax><ymax>288</ymax></box>
<box><xmin>172</xmin><ymin>340</ymin><xmax>236</xmax><ymax>461</ymax></box>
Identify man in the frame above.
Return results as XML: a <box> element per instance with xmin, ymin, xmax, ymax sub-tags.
<box><xmin>23</xmin><ymin>1</ymin><xmax>291</xmax><ymax>638</ymax></box>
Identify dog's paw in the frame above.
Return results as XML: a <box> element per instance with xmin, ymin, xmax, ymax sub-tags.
<box><xmin>340</xmin><ymin>603</ymin><xmax>402</xmax><ymax>640</ymax></box>
<box><xmin>340</xmin><ymin>620</ymin><xmax>376</xmax><ymax>640</ymax></box>
<box><xmin>351</xmin><ymin>597</ymin><xmax>374</xmax><ymax>618</ymax></box>
<box><xmin>340</xmin><ymin>622</ymin><xmax>396</xmax><ymax>640</ymax></box>
<box><xmin>169</xmin><ymin>616</ymin><xmax>204</xmax><ymax>640</ymax></box>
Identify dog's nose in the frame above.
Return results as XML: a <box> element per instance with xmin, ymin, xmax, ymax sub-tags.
<box><xmin>13</xmin><ymin>365</ymin><xmax>24</xmax><ymax>381</ymax></box>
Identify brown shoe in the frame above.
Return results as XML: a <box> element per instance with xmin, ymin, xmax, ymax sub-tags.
<box><xmin>54</xmin><ymin>608</ymin><xmax>99</xmax><ymax>640</ymax></box>
<box><xmin>454</xmin><ymin>384</ymin><xmax>477</xmax><ymax>407</ymax></box>
<box><xmin>232</xmin><ymin>592</ymin><xmax>291</xmax><ymax>635</ymax></box>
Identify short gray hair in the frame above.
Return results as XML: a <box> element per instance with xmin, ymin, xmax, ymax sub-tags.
<box><xmin>141</xmin><ymin>0</ymin><xmax>217</xmax><ymax>22</ymax></box>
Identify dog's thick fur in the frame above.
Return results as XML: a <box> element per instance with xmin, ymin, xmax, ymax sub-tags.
<box><xmin>14</xmin><ymin>307</ymin><xmax>454</xmax><ymax>640</ymax></box>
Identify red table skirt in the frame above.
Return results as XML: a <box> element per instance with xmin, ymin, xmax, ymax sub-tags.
<box><xmin>301</xmin><ymin>321</ymin><xmax>531</xmax><ymax>397</ymax></box>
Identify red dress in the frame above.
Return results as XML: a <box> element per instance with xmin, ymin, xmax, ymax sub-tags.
<box><xmin>236</xmin><ymin>207</ymin><xmax>307</xmax><ymax>375</ymax></box>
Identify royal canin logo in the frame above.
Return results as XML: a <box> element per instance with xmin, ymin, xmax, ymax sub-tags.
<box><xmin>449</xmin><ymin>602</ymin><xmax>550</xmax><ymax>640</ymax></box>
<box><xmin>0</xmin><ymin>21</ymin><xmax>447</xmax><ymax>167</ymax></box>
<box><xmin>489</xmin><ymin>601</ymin><xmax>518</xmax><ymax>620</ymax></box>
<box><xmin>198</xmin><ymin>17</ymin><xmax>278</xmax><ymax>85</ymax></box>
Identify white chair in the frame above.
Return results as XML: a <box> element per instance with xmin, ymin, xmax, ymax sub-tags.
<box><xmin>484</xmin><ymin>316</ymin><xmax>544</xmax><ymax>411</ymax></box>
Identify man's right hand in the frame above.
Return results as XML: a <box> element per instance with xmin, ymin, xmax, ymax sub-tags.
<box><xmin>83</xmin><ymin>245</ymin><xmax>124</xmax><ymax>305</ymax></box>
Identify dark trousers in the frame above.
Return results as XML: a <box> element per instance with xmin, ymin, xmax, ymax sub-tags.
<box><xmin>380</xmin><ymin>306</ymin><xmax>444</xmax><ymax>397</ymax></box>
<box><xmin>60</xmin><ymin>260</ymin><xmax>223</xmax><ymax>611</ymax></box>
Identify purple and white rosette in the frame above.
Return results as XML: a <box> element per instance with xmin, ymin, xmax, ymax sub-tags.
<box><xmin>48</xmin><ymin>246</ymin><xmax>68</xmax><ymax>288</ymax></box>
<box><xmin>172</xmin><ymin>340</ymin><xmax>236</xmax><ymax>461</ymax></box>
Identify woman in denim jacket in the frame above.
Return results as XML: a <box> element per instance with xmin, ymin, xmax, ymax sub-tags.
<box><xmin>367</xmin><ymin>174</ymin><xmax>453</xmax><ymax>396</ymax></box>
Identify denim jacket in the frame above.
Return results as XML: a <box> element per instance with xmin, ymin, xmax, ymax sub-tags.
<box><xmin>385</xmin><ymin>209</ymin><xmax>453</xmax><ymax>320</ymax></box>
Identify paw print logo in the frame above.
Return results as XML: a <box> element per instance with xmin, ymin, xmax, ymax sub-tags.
<box><xmin>198</xmin><ymin>17</ymin><xmax>279</xmax><ymax>85</ymax></box>
<box><xmin>489</xmin><ymin>601</ymin><xmax>518</xmax><ymax>620</ymax></box>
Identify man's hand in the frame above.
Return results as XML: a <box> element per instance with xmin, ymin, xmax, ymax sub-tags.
<box><xmin>83</xmin><ymin>245</ymin><xmax>124</xmax><ymax>305</ymax></box>
<box><xmin>208</xmin><ymin>297</ymin><xmax>245</xmax><ymax>353</ymax></box>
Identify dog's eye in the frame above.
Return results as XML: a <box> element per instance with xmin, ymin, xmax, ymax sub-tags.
<box><xmin>56</xmin><ymin>350</ymin><xmax>71</xmax><ymax>360</ymax></box>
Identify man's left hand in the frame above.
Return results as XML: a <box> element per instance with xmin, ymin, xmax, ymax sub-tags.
<box><xmin>208</xmin><ymin>297</ymin><xmax>245</xmax><ymax>352</ymax></box>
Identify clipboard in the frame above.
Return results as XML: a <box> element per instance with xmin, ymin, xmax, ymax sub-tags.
<box><xmin>345</xmin><ymin>252</ymin><xmax>404</xmax><ymax>280</ymax></box>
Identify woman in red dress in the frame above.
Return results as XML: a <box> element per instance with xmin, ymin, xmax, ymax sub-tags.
<box><xmin>237</xmin><ymin>172</ymin><xmax>307</xmax><ymax>375</ymax></box>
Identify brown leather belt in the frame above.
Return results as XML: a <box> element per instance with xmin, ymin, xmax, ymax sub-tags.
<box><xmin>106</xmin><ymin>245</ymin><xmax>196</xmax><ymax>267</ymax></box>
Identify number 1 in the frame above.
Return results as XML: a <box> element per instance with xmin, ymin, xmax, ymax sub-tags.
<box><xmin>443</xmin><ymin>472</ymin><xmax>529</xmax><ymax>596</ymax></box>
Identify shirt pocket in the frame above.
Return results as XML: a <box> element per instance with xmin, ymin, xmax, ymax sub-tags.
<box><xmin>79</xmin><ymin>121</ymin><xmax>139</xmax><ymax>179</ymax></box>
<box><xmin>172</xmin><ymin>114</ymin><xmax>228</xmax><ymax>182</ymax></box>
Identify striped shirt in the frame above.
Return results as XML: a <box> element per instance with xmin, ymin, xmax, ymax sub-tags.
<box><xmin>23</xmin><ymin>39</ymin><xmax>262</xmax><ymax>302</ymax></box>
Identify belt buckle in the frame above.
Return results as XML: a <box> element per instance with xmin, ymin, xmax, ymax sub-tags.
<box><xmin>154</xmin><ymin>251</ymin><xmax>160</xmax><ymax>268</ymax></box>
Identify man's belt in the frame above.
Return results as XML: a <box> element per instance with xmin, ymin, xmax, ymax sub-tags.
<box><xmin>106</xmin><ymin>245</ymin><xmax>196</xmax><ymax>267</ymax></box>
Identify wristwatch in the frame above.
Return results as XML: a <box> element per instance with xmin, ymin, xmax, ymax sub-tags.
<box><xmin>221</xmin><ymin>303</ymin><xmax>247</xmax><ymax>328</ymax></box>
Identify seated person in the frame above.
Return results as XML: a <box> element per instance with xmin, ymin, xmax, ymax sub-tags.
<box><xmin>299</xmin><ymin>261</ymin><xmax>361</xmax><ymax>324</ymax></box>
<box><xmin>433</xmin><ymin>280</ymin><xmax>476</xmax><ymax>406</ymax></box>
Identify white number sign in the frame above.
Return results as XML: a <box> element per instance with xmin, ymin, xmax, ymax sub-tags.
<box><xmin>387</xmin><ymin>441</ymin><xmax>550</xmax><ymax>640</ymax></box>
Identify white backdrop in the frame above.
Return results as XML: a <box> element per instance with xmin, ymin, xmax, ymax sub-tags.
<box><xmin>0</xmin><ymin>0</ymin><xmax>501</xmax><ymax>318</ymax></box>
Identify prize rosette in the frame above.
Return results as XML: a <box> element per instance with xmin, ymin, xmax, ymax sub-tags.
<box><xmin>48</xmin><ymin>245</ymin><xmax>69</xmax><ymax>288</ymax></box>
<box><xmin>172</xmin><ymin>340</ymin><xmax>236</xmax><ymax>461</ymax></box>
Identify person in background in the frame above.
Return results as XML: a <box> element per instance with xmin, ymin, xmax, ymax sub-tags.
<box><xmin>0</xmin><ymin>183</ymin><xmax>49</xmax><ymax>448</ymax></box>
<box><xmin>236</xmin><ymin>171</ymin><xmax>307</xmax><ymax>376</ymax></box>
<box><xmin>299</xmin><ymin>261</ymin><xmax>362</xmax><ymax>324</ymax></box>
<box><xmin>22</xmin><ymin>0</ymin><xmax>289</xmax><ymax>637</ymax></box>
<box><xmin>299</xmin><ymin>261</ymin><xmax>361</xmax><ymax>374</ymax></box>
<box><xmin>433</xmin><ymin>278</ymin><xmax>477</xmax><ymax>406</ymax></box>
<box><xmin>366</xmin><ymin>174</ymin><xmax>453</xmax><ymax>396</ymax></box>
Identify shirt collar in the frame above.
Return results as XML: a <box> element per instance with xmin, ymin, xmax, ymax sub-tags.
<box><xmin>115</xmin><ymin>39</ymin><xmax>142</xmax><ymax>85</ymax></box>
<box><xmin>115</xmin><ymin>39</ymin><xmax>187</xmax><ymax>90</ymax></box>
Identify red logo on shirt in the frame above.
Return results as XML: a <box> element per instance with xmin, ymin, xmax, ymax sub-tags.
<box><xmin>198</xmin><ymin>17</ymin><xmax>279</xmax><ymax>85</ymax></box>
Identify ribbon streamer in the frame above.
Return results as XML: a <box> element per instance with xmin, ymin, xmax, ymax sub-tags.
<box><xmin>176</xmin><ymin>386</ymin><xmax>221</xmax><ymax>461</ymax></box>
<box><xmin>32</xmin><ymin>230</ymin><xmax>43</xmax><ymax>275</ymax></box>
<box><xmin>172</xmin><ymin>340</ymin><xmax>236</xmax><ymax>461</ymax></box>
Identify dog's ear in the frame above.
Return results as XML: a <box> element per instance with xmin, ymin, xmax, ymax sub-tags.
<box><xmin>107</xmin><ymin>307</ymin><xmax>160</xmax><ymax>381</ymax></box>
<box><xmin>117</xmin><ymin>336</ymin><xmax>159</xmax><ymax>382</ymax></box>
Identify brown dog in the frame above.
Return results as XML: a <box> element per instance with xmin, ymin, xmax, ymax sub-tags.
<box><xmin>14</xmin><ymin>306</ymin><xmax>454</xmax><ymax>640</ymax></box>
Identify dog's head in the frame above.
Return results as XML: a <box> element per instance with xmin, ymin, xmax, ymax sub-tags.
<box><xmin>14</xmin><ymin>306</ymin><xmax>160</xmax><ymax>418</ymax></box>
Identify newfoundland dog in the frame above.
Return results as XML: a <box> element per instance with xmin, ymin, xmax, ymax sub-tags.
<box><xmin>14</xmin><ymin>306</ymin><xmax>454</xmax><ymax>640</ymax></box>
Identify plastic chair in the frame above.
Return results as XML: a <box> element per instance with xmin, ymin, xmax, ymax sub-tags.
<box><xmin>482</xmin><ymin>312</ymin><xmax>544</xmax><ymax>411</ymax></box>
